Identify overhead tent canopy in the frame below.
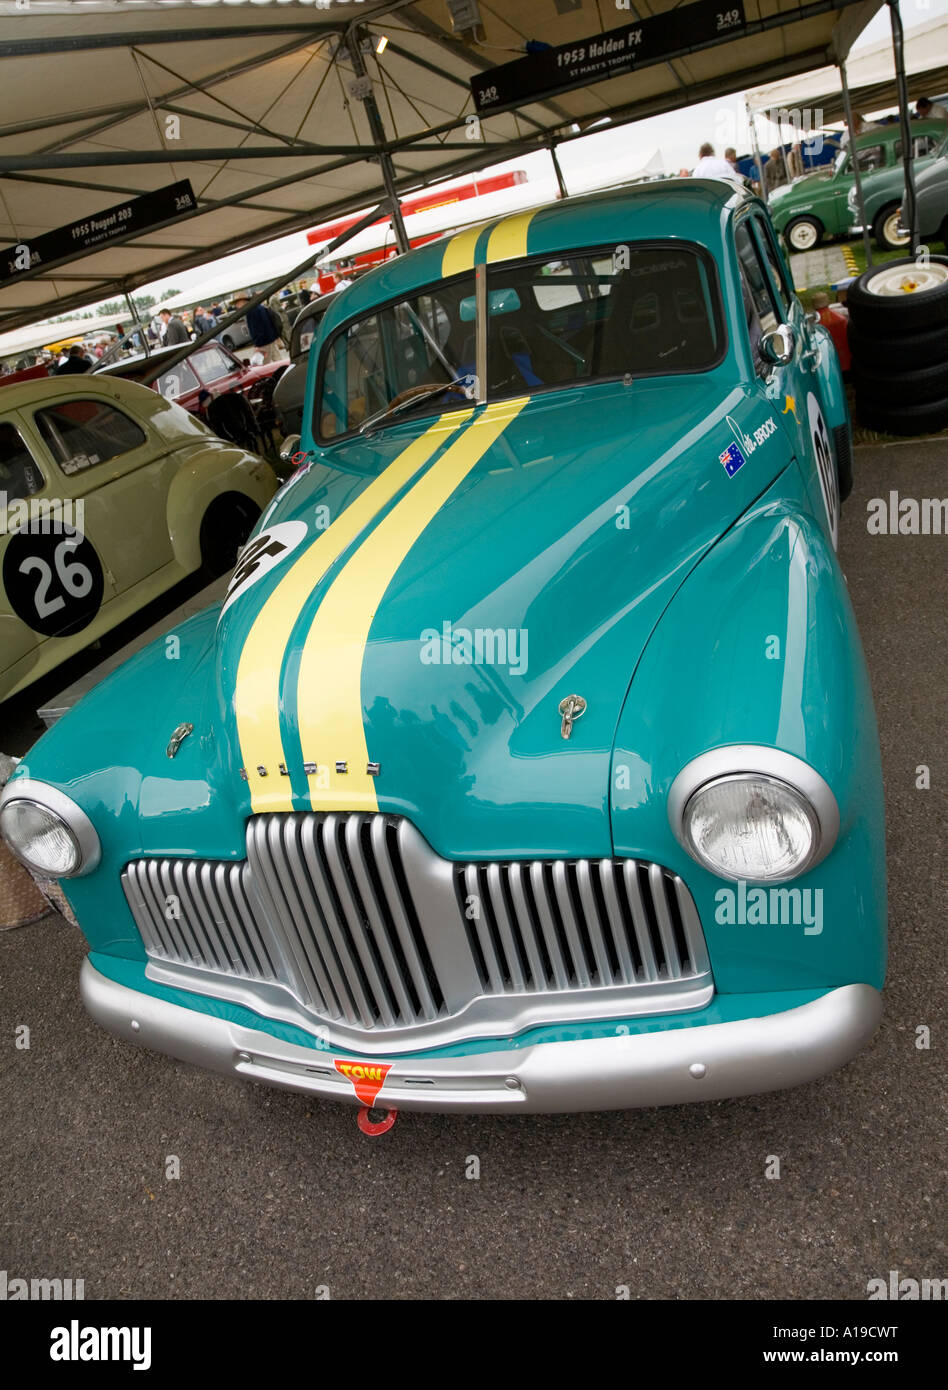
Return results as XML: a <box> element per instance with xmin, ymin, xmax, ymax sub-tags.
<box><xmin>747</xmin><ymin>13</ymin><xmax>948</xmax><ymax>122</ymax></box>
<box><xmin>0</xmin><ymin>0</ymin><xmax>886</xmax><ymax>331</ymax></box>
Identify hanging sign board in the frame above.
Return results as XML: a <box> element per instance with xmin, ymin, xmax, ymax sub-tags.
<box><xmin>471</xmin><ymin>3</ymin><xmax>747</xmax><ymax>112</ymax></box>
<box><xmin>1</xmin><ymin>180</ymin><xmax>197</xmax><ymax>286</ymax></box>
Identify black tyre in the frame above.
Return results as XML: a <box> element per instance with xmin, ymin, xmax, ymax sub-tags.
<box><xmin>854</xmin><ymin>359</ymin><xmax>948</xmax><ymax>407</ymax></box>
<box><xmin>847</xmin><ymin>255</ymin><xmax>948</xmax><ymax>333</ymax></box>
<box><xmin>848</xmin><ymin>318</ymin><xmax>948</xmax><ymax>371</ymax></box>
<box><xmin>785</xmin><ymin>216</ymin><xmax>823</xmax><ymax>252</ymax></box>
<box><xmin>856</xmin><ymin>393</ymin><xmax>948</xmax><ymax>437</ymax></box>
<box><xmin>872</xmin><ymin>203</ymin><xmax>910</xmax><ymax>252</ymax></box>
<box><xmin>198</xmin><ymin>494</ymin><xmax>261</xmax><ymax>579</ymax></box>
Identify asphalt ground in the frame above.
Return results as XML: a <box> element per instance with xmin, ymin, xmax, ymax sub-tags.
<box><xmin>0</xmin><ymin>440</ymin><xmax>945</xmax><ymax>1302</ymax></box>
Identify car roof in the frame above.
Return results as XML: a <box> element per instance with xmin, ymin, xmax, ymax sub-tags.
<box><xmin>0</xmin><ymin>370</ymin><xmax>167</xmax><ymax>411</ymax></box>
<box><xmin>95</xmin><ymin>340</ymin><xmax>228</xmax><ymax>376</ymax></box>
<box><xmin>320</xmin><ymin>178</ymin><xmax>751</xmax><ymax>339</ymax></box>
<box><xmin>854</xmin><ymin>117</ymin><xmax>948</xmax><ymax>145</ymax></box>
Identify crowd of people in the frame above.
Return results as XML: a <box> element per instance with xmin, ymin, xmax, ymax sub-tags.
<box><xmin>688</xmin><ymin>94</ymin><xmax>948</xmax><ymax>196</ymax></box>
<box><xmin>0</xmin><ymin>277</ymin><xmax>325</xmax><ymax>378</ymax></box>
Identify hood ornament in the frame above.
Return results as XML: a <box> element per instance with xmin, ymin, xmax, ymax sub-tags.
<box><xmin>166</xmin><ymin>722</ymin><xmax>194</xmax><ymax>759</ymax></box>
<box><xmin>558</xmin><ymin>695</ymin><xmax>586</xmax><ymax>740</ymax></box>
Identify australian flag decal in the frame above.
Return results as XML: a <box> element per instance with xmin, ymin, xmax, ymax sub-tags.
<box><xmin>719</xmin><ymin>441</ymin><xmax>745</xmax><ymax>478</ymax></box>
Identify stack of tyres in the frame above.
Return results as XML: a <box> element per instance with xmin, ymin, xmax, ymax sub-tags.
<box><xmin>847</xmin><ymin>255</ymin><xmax>948</xmax><ymax>435</ymax></box>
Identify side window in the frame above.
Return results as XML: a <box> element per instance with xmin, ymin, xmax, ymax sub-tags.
<box><xmin>318</xmin><ymin>277</ymin><xmax>475</xmax><ymax>441</ymax></box>
<box><xmin>735</xmin><ymin>220</ymin><xmax>779</xmax><ymax>358</ymax></box>
<box><xmin>191</xmin><ymin>345</ymin><xmax>234</xmax><ymax>383</ymax></box>
<box><xmin>855</xmin><ymin>144</ymin><xmax>885</xmax><ymax>173</ymax></box>
<box><xmin>34</xmin><ymin>399</ymin><xmax>147</xmax><ymax>475</ymax></box>
<box><xmin>914</xmin><ymin>134</ymin><xmax>939</xmax><ymax>158</ymax></box>
<box><xmin>0</xmin><ymin>421</ymin><xmax>44</xmax><ymax>501</ymax></box>
<box><xmin>751</xmin><ymin>214</ymin><xmax>793</xmax><ymax>316</ymax></box>
<box><xmin>155</xmin><ymin>360</ymin><xmax>200</xmax><ymax>399</ymax></box>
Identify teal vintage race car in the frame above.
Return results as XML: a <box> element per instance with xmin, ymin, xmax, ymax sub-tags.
<box><xmin>0</xmin><ymin>181</ymin><xmax>885</xmax><ymax>1116</ymax></box>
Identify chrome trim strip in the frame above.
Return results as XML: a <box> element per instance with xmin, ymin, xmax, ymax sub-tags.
<box><xmin>80</xmin><ymin>961</ymin><xmax>883</xmax><ymax>1114</ymax></box>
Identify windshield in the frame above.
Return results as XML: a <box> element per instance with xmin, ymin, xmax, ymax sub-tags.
<box><xmin>317</xmin><ymin>243</ymin><xmax>723</xmax><ymax>440</ymax></box>
<box><xmin>318</xmin><ymin>276</ymin><xmax>476</xmax><ymax>439</ymax></box>
<box><xmin>833</xmin><ymin>149</ymin><xmax>849</xmax><ymax>176</ymax></box>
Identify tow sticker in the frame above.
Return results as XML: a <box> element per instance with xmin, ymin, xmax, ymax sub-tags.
<box><xmin>333</xmin><ymin>1058</ymin><xmax>393</xmax><ymax>1107</ymax></box>
<box><xmin>219</xmin><ymin>519</ymin><xmax>307</xmax><ymax>617</ymax></box>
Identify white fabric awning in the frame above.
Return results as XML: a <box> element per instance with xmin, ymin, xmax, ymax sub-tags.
<box><xmin>0</xmin><ymin>0</ymin><xmax>885</xmax><ymax>331</ymax></box>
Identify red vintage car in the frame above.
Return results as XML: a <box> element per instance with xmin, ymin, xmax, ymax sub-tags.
<box><xmin>94</xmin><ymin>339</ymin><xmax>287</xmax><ymax>420</ymax></box>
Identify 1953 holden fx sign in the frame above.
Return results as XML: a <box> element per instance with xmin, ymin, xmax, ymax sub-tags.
<box><xmin>1</xmin><ymin>181</ymin><xmax>885</xmax><ymax>1116</ymax></box>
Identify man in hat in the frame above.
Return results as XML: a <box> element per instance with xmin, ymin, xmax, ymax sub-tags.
<box><xmin>234</xmin><ymin>291</ymin><xmax>284</xmax><ymax>363</ymax></box>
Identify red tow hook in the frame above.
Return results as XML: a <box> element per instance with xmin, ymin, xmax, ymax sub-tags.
<box><xmin>333</xmin><ymin>1058</ymin><xmax>397</xmax><ymax>1133</ymax></box>
<box><xmin>357</xmin><ymin>1105</ymin><xmax>398</xmax><ymax>1136</ymax></box>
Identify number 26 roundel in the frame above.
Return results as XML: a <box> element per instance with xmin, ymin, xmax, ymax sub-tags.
<box><xmin>3</xmin><ymin>528</ymin><xmax>104</xmax><ymax>637</ymax></box>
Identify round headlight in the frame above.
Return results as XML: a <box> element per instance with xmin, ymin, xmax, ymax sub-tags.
<box><xmin>0</xmin><ymin>800</ymin><xmax>80</xmax><ymax>876</ymax></box>
<box><xmin>682</xmin><ymin>774</ymin><xmax>818</xmax><ymax>881</ymax></box>
<box><xmin>668</xmin><ymin>748</ymin><xmax>840</xmax><ymax>884</ymax></box>
<box><xmin>0</xmin><ymin>781</ymin><xmax>100</xmax><ymax>879</ymax></box>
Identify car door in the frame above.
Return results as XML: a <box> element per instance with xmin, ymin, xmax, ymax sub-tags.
<box><xmin>735</xmin><ymin>210</ymin><xmax>839</xmax><ymax>547</ymax></box>
<box><xmin>19</xmin><ymin>389</ymin><xmax>179</xmax><ymax>597</ymax></box>
<box><xmin>0</xmin><ymin>412</ymin><xmax>118</xmax><ymax>689</ymax></box>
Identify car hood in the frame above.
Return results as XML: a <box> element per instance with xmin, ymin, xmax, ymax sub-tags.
<box><xmin>771</xmin><ymin>170</ymin><xmax>834</xmax><ymax>202</ymax></box>
<box><xmin>208</xmin><ymin>377</ymin><xmax>793</xmax><ymax>857</ymax></box>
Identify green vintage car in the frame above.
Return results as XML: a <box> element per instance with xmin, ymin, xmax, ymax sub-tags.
<box><xmin>770</xmin><ymin>119</ymin><xmax>948</xmax><ymax>252</ymax></box>
<box><xmin>848</xmin><ymin>130</ymin><xmax>948</xmax><ymax>249</ymax></box>
<box><xmin>0</xmin><ymin>182</ymin><xmax>886</xmax><ymax>1118</ymax></box>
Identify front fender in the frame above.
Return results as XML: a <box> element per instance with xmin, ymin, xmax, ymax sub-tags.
<box><xmin>610</xmin><ymin>477</ymin><xmax>886</xmax><ymax>995</ymax></box>
<box><xmin>165</xmin><ymin>445</ymin><xmax>277</xmax><ymax>572</ymax></box>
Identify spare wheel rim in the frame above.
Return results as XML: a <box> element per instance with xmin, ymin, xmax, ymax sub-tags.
<box><xmin>866</xmin><ymin>261</ymin><xmax>948</xmax><ymax>296</ymax></box>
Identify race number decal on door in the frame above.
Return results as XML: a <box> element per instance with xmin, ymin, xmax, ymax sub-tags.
<box><xmin>219</xmin><ymin>520</ymin><xmax>308</xmax><ymax>617</ymax></box>
<box><xmin>3</xmin><ymin>528</ymin><xmax>104</xmax><ymax>637</ymax></box>
<box><xmin>806</xmin><ymin>392</ymin><xmax>839</xmax><ymax>549</ymax></box>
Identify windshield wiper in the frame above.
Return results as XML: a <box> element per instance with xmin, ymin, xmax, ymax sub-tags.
<box><xmin>358</xmin><ymin>374</ymin><xmax>476</xmax><ymax>435</ymax></box>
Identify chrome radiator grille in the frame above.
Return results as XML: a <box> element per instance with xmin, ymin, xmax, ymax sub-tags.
<box><xmin>122</xmin><ymin>813</ymin><xmax>712</xmax><ymax>1047</ymax></box>
<box><xmin>457</xmin><ymin>858</ymin><xmax>706</xmax><ymax>994</ymax></box>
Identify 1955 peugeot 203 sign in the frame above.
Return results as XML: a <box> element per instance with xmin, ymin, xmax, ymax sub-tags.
<box><xmin>1</xmin><ymin>182</ymin><xmax>886</xmax><ymax>1122</ymax></box>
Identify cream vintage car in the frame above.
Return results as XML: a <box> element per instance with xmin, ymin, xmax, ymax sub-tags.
<box><xmin>0</xmin><ymin>374</ymin><xmax>277</xmax><ymax>703</ymax></box>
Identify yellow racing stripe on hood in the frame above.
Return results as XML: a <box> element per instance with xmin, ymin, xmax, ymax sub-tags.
<box><xmin>297</xmin><ymin>396</ymin><xmax>530</xmax><ymax>812</ymax></box>
<box><xmin>235</xmin><ymin>409</ymin><xmax>472</xmax><ymax>812</ymax></box>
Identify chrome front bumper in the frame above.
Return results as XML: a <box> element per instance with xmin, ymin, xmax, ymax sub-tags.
<box><xmin>80</xmin><ymin>959</ymin><xmax>882</xmax><ymax>1113</ymax></box>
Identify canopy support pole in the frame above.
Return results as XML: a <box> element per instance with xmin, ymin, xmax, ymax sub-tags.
<box><xmin>138</xmin><ymin>199</ymin><xmax>390</xmax><ymax>385</ymax></box>
<box><xmin>346</xmin><ymin>27</ymin><xmax>410</xmax><ymax>255</ymax></box>
<box><xmin>124</xmin><ymin>289</ymin><xmax>149</xmax><ymax>359</ymax></box>
<box><xmin>887</xmin><ymin>0</ymin><xmax>919</xmax><ymax>256</ymax></box>
<box><xmin>839</xmin><ymin>58</ymin><xmax>874</xmax><ymax>269</ymax></box>
<box><xmin>747</xmin><ymin>102</ymin><xmax>767</xmax><ymax>202</ymax></box>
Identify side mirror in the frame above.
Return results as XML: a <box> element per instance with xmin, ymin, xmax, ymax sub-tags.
<box><xmin>279</xmin><ymin>433</ymin><xmax>301</xmax><ymax>462</ymax></box>
<box><xmin>760</xmin><ymin>323</ymin><xmax>795</xmax><ymax>366</ymax></box>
